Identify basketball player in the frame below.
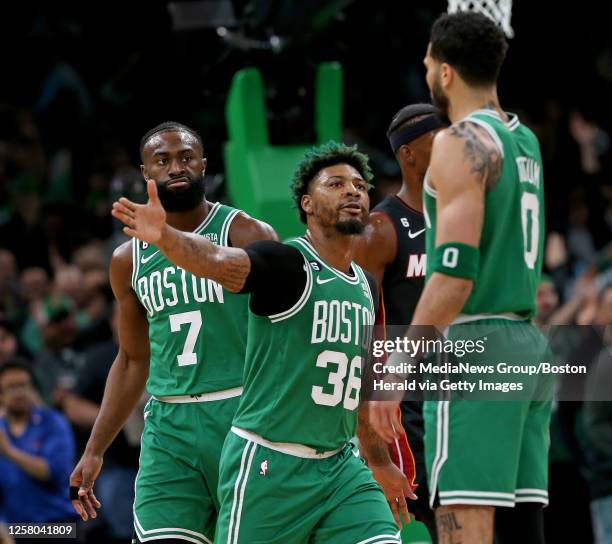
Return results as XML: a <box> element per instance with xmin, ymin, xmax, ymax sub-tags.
<box><xmin>112</xmin><ymin>142</ymin><xmax>401</xmax><ymax>544</ymax></box>
<box><xmin>354</xmin><ymin>103</ymin><xmax>445</xmax><ymax>539</ymax></box>
<box><xmin>369</xmin><ymin>13</ymin><xmax>550</xmax><ymax>544</ymax></box>
<box><xmin>70</xmin><ymin>122</ymin><xmax>277</xmax><ymax>544</ymax></box>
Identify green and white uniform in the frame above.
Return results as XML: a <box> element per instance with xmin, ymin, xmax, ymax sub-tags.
<box><xmin>215</xmin><ymin>237</ymin><xmax>400</xmax><ymax>544</ymax></box>
<box><xmin>423</xmin><ymin>110</ymin><xmax>552</xmax><ymax>508</ymax></box>
<box><xmin>132</xmin><ymin>202</ymin><xmax>247</xmax><ymax>544</ymax></box>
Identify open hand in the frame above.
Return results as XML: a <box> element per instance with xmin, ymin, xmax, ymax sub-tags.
<box><xmin>69</xmin><ymin>453</ymin><xmax>103</xmax><ymax>521</ymax></box>
<box><xmin>112</xmin><ymin>179</ymin><xmax>167</xmax><ymax>244</ymax></box>
<box><xmin>370</xmin><ymin>462</ymin><xmax>417</xmax><ymax>528</ymax></box>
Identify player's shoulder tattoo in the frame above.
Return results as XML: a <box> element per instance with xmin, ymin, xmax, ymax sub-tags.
<box><xmin>448</xmin><ymin>120</ymin><xmax>502</xmax><ymax>189</ymax></box>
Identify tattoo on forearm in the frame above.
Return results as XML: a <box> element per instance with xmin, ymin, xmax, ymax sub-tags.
<box><xmin>357</xmin><ymin>406</ymin><xmax>391</xmax><ymax>464</ymax></box>
<box><xmin>449</xmin><ymin>121</ymin><xmax>502</xmax><ymax>189</ymax></box>
<box><xmin>218</xmin><ymin>251</ymin><xmax>251</xmax><ymax>292</ymax></box>
<box><xmin>164</xmin><ymin>233</ymin><xmax>250</xmax><ymax>292</ymax></box>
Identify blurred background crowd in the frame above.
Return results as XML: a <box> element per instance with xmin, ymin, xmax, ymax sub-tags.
<box><xmin>0</xmin><ymin>1</ymin><xmax>610</xmax><ymax>542</ymax></box>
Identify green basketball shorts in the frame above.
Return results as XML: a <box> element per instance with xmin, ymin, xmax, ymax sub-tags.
<box><xmin>133</xmin><ymin>390</ymin><xmax>241</xmax><ymax>544</ymax></box>
<box><xmin>424</xmin><ymin>319</ymin><xmax>552</xmax><ymax>508</ymax></box>
<box><xmin>215</xmin><ymin>427</ymin><xmax>401</xmax><ymax>544</ymax></box>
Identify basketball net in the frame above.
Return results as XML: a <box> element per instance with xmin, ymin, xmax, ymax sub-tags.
<box><xmin>447</xmin><ymin>0</ymin><xmax>514</xmax><ymax>38</ymax></box>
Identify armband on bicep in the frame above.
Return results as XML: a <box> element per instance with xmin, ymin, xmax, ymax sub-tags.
<box><xmin>429</xmin><ymin>242</ymin><xmax>479</xmax><ymax>280</ymax></box>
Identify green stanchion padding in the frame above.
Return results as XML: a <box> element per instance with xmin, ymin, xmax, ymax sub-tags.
<box><xmin>224</xmin><ymin>63</ymin><xmax>343</xmax><ymax>239</ymax></box>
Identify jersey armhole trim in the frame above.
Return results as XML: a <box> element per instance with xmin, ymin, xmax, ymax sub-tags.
<box><xmin>220</xmin><ymin>208</ymin><xmax>242</xmax><ymax>247</ymax></box>
<box><xmin>424</xmin><ymin>169</ymin><xmax>437</xmax><ymax>198</ymax></box>
<box><xmin>463</xmin><ymin>117</ymin><xmax>505</xmax><ymax>159</ymax></box>
<box><xmin>357</xmin><ymin>266</ymin><xmax>376</xmax><ymax>311</ymax></box>
<box><xmin>268</xmin><ymin>253</ymin><xmax>313</xmax><ymax>323</ymax></box>
<box><xmin>131</xmin><ymin>238</ymin><xmax>139</xmax><ymax>292</ymax></box>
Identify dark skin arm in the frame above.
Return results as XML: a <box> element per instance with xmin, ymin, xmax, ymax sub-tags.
<box><xmin>354</xmin><ymin>214</ymin><xmax>418</xmax><ymax>527</ymax></box>
<box><xmin>70</xmin><ymin>241</ymin><xmax>150</xmax><ymax>521</ymax></box>
<box><xmin>352</xmin><ymin>211</ymin><xmax>397</xmax><ymax>289</ymax></box>
<box><xmin>358</xmin><ymin>402</ymin><xmax>416</xmax><ymax>528</ymax></box>
<box><xmin>112</xmin><ymin>181</ymin><xmax>277</xmax><ymax>292</ymax></box>
<box><xmin>227</xmin><ymin>210</ymin><xmax>279</xmax><ymax>248</ymax></box>
<box><xmin>370</xmin><ymin>121</ymin><xmax>501</xmax><ymax>443</ymax></box>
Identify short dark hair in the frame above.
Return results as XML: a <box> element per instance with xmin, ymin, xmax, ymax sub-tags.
<box><xmin>291</xmin><ymin>141</ymin><xmax>373</xmax><ymax>224</ymax></box>
<box><xmin>0</xmin><ymin>358</ymin><xmax>35</xmax><ymax>384</ymax></box>
<box><xmin>387</xmin><ymin>103</ymin><xmax>440</xmax><ymax>138</ymax></box>
<box><xmin>140</xmin><ymin>121</ymin><xmax>204</xmax><ymax>161</ymax></box>
<box><xmin>430</xmin><ymin>12</ymin><xmax>508</xmax><ymax>86</ymax></box>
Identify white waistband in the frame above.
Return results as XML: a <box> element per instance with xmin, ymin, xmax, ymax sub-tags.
<box><xmin>153</xmin><ymin>386</ymin><xmax>243</xmax><ymax>403</ymax></box>
<box><xmin>452</xmin><ymin>313</ymin><xmax>528</xmax><ymax>325</ymax></box>
<box><xmin>231</xmin><ymin>426</ymin><xmax>344</xmax><ymax>459</ymax></box>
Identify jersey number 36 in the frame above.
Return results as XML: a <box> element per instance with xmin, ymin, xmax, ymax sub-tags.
<box><xmin>311</xmin><ymin>350</ymin><xmax>361</xmax><ymax>410</ymax></box>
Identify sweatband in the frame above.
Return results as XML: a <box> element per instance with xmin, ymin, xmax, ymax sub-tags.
<box><xmin>429</xmin><ymin>242</ymin><xmax>480</xmax><ymax>280</ymax></box>
<box><xmin>389</xmin><ymin>115</ymin><xmax>446</xmax><ymax>152</ymax></box>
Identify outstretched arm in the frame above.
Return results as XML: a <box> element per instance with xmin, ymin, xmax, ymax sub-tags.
<box><xmin>113</xmin><ymin>180</ymin><xmax>253</xmax><ymax>292</ymax></box>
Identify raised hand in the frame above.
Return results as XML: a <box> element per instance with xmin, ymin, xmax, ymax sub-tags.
<box><xmin>112</xmin><ymin>179</ymin><xmax>167</xmax><ymax>244</ymax></box>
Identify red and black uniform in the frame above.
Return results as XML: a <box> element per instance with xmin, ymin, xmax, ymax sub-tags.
<box><xmin>372</xmin><ymin>195</ymin><xmax>436</xmax><ymax>537</ymax></box>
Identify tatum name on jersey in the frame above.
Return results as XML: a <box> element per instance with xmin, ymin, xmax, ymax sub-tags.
<box><xmin>424</xmin><ymin>110</ymin><xmax>545</xmax><ymax>320</ymax></box>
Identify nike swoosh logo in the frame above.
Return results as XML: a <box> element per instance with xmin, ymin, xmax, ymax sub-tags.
<box><xmin>141</xmin><ymin>250</ymin><xmax>160</xmax><ymax>264</ymax></box>
<box><xmin>352</xmin><ymin>449</ymin><xmax>360</xmax><ymax>458</ymax></box>
<box><xmin>316</xmin><ymin>276</ymin><xmax>336</xmax><ymax>285</ymax></box>
<box><xmin>407</xmin><ymin>228</ymin><xmax>426</xmax><ymax>239</ymax></box>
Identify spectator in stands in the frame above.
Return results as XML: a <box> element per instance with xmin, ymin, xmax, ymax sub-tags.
<box><xmin>0</xmin><ymin>250</ymin><xmax>23</xmax><ymax>328</ymax></box>
<box><xmin>33</xmin><ymin>295</ymin><xmax>85</xmax><ymax>406</ymax></box>
<box><xmin>583</xmin><ymin>283</ymin><xmax>612</xmax><ymax>544</ymax></box>
<box><xmin>534</xmin><ymin>274</ymin><xmax>560</xmax><ymax>328</ymax></box>
<box><xmin>18</xmin><ymin>267</ymin><xmax>51</xmax><ymax>357</ymax></box>
<box><xmin>0</xmin><ymin>319</ymin><xmax>30</xmax><ymax>368</ymax></box>
<box><xmin>0</xmin><ymin>360</ymin><xmax>77</xmax><ymax>525</ymax></box>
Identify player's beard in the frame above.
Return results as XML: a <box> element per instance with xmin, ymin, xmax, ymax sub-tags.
<box><xmin>156</xmin><ymin>173</ymin><xmax>206</xmax><ymax>212</ymax></box>
<box><xmin>335</xmin><ymin>217</ymin><xmax>366</xmax><ymax>235</ymax></box>
<box><xmin>431</xmin><ymin>77</ymin><xmax>451</xmax><ymax>125</ymax></box>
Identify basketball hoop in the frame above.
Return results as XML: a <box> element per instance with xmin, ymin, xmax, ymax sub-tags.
<box><xmin>447</xmin><ymin>0</ymin><xmax>514</xmax><ymax>38</ymax></box>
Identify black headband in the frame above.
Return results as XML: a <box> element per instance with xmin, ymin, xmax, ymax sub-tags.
<box><xmin>388</xmin><ymin>115</ymin><xmax>445</xmax><ymax>153</ymax></box>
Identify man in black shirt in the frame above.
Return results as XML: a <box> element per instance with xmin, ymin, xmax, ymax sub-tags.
<box><xmin>354</xmin><ymin>103</ymin><xmax>446</xmax><ymax>539</ymax></box>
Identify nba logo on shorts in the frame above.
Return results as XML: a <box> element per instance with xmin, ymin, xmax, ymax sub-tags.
<box><xmin>259</xmin><ymin>460</ymin><xmax>269</xmax><ymax>476</ymax></box>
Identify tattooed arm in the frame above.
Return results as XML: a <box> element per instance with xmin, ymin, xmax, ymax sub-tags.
<box><xmin>112</xmin><ymin>179</ymin><xmax>252</xmax><ymax>292</ymax></box>
<box><xmin>410</xmin><ymin>121</ymin><xmax>501</xmax><ymax>328</ymax></box>
<box><xmin>358</xmin><ymin>402</ymin><xmax>416</xmax><ymax>527</ymax></box>
<box><xmin>369</xmin><ymin>122</ymin><xmax>502</xmax><ymax>444</ymax></box>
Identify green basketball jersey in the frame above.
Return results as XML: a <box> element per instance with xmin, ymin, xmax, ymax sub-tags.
<box><xmin>232</xmin><ymin>237</ymin><xmax>375</xmax><ymax>452</ymax></box>
<box><xmin>132</xmin><ymin>202</ymin><xmax>248</xmax><ymax>396</ymax></box>
<box><xmin>424</xmin><ymin>110</ymin><xmax>545</xmax><ymax>319</ymax></box>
